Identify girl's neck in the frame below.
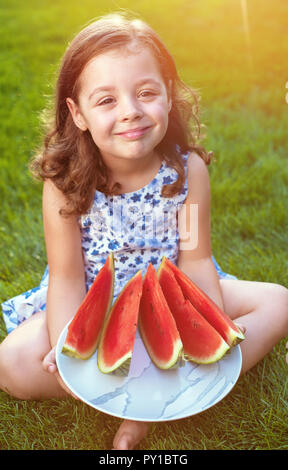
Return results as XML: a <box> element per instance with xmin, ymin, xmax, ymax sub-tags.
<box><xmin>105</xmin><ymin>151</ymin><xmax>162</xmax><ymax>194</ymax></box>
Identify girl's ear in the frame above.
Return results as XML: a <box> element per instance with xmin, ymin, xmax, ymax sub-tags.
<box><xmin>66</xmin><ymin>97</ymin><xmax>88</xmax><ymax>131</ymax></box>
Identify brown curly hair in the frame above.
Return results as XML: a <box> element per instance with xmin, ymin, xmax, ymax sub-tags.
<box><xmin>30</xmin><ymin>12</ymin><xmax>212</xmax><ymax>217</ymax></box>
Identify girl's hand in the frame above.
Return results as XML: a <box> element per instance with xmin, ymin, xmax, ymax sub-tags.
<box><xmin>42</xmin><ymin>347</ymin><xmax>79</xmax><ymax>400</ymax></box>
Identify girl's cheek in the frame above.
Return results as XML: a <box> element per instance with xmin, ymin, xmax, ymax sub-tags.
<box><xmin>151</xmin><ymin>106</ymin><xmax>170</xmax><ymax>128</ymax></box>
<box><xmin>148</xmin><ymin>100</ymin><xmax>170</xmax><ymax>116</ymax></box>
<box><xmin>90</xmin><ymin>111</ymin><xmax>111</xmax><ymax>129</ymax></box>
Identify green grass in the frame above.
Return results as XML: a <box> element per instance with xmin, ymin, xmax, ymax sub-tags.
<box><xmin>0</xmin><ymin>0</ymin><xmax>288</xmax><ymax>450</ymax></box>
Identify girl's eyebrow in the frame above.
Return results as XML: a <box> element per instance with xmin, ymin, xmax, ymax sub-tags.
<box><xmin>88</xmin><ymin>86</ymin><xmax>114</xmax><ymax>101</ymax></box>
<box><xmin>88</xmin><ymin>78</ymin><xmax>162</xmax><ymax>101</ymax></box>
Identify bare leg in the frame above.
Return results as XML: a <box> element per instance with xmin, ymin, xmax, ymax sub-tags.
<box><xmin>0</xmin><ymin>311</ymin><xmax>67</xmax><ymax>399</ymax></box>
<box><xmin>0</xmin><ymin>311</ymin><xmax>150</xmax><ymax>449</ymax></box>
<box><xmin>220</xmin><ymin>279</ymin><xmax>288</xmax><ymax>373</ymax></box>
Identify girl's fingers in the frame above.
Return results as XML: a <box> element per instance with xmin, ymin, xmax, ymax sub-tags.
<box><xmin>42</xmin><ymin>347</ymin><xmax>80</xmax><ymax>400</ymax></box>
<box><xmin>42</xmin><ymin>346</ymin><xmax>57</xmax><ymax>372</ymax></box>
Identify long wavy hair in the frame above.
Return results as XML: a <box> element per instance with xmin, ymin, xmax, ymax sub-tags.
<box><xmin>30</xmin><ymin>12</ymin><xmax>213</xmax><ymax>217</ymax></box>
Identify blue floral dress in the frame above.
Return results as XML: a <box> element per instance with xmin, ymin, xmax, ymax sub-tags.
<box><xmin>1</xmin><ymin>152</ymin><xmax>236</xmax><ymax>334</ymax></box>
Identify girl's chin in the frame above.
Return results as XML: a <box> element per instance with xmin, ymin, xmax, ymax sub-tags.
<box><xmin>101</xmin><ymin>147</ymin><xmax>155</xmax><ymax>162</ymax></box>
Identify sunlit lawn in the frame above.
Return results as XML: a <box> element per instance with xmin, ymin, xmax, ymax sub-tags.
<box><xmin>0</xmin><ymin>0</ymin><xmax>287</xmax><ymax>450</ymax></box>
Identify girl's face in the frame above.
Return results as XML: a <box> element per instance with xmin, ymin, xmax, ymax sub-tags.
<box><xmin>66</xmin><ymin>45</ymin><xmax>172</xmax><ymax>167</ymax></box>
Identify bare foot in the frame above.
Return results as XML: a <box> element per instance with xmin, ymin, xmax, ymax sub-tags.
<box><xmin>112</xmin><ymin>419</ymin><xmax>151</xmax><ymax>450</ymax></box>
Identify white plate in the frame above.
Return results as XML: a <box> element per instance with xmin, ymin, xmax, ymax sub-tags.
<box><xmin>56</xmin><ymin>323</ymin><xmax>242</xmax><ymax>422</ymax></box>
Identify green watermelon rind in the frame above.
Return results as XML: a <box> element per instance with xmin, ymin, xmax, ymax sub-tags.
<box><xmin>182</xmin><ymin>339</ymin><xmax>230</xmax><ymax>365</ymax></box>
<box><xmin>97</xmin><ymin>270</ymin><xmax>142</xmax><ymax>376</ymax></box>
<box><xmin>97</xmin><ymin>354</ymin><xmax>132</xmax><ymax>376</ymax></box>
<box><xmin>139</xmin><ymin>321</ymin><xmax>184</xmax><ymax>370</ymax></box>
<box><xmin>61</xmin><ymin>343</ymin><xmax>93</xmax><ymax>360</ymax></box>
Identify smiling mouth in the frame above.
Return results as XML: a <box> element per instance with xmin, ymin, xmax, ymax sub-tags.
<box><xmin>116</xmin><ymin>126</ymin><xmax>151</xmax><ymax>140</ymax></box>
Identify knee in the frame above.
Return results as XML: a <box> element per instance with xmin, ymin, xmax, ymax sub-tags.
<box><xmin>265</xmin><ymin>283</ymin><xmax>288</xmax><ymax>332</ymax></box>
<box><xmin>0</xmin><ymin>337</ymin><xmax>34</xmax><ymax>400</ymax></box>
<box><xmin>269</xmin><ymin>283</ymin><xmax>288</xmax><ymax>308</ymax></box>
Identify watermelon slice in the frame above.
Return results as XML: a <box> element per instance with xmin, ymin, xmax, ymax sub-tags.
<box><xmin>161</xmin><ymin>257</ymin><xmax>245</xmax><ymax>347</ymax></box>
<box><xmin>157</xmin><ymin>260</ymin><xmax>230</xmax><ymax>363</ymax></box>
<box><xmin>138</xmin><ymin>263</ymin><xmax>184</xmax><ymax>370</ymax></box>
<box><xmin>62</xmin><ymin>252</ymin><xmax>115</xmax><ymax>359</ymax></box>
<box><xmin>97</xmin><ymin>270</ymin><xmax>143</xmax><ymax>376</ymax></box>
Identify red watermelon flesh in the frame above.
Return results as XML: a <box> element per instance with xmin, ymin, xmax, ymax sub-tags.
<box><xmin>158</xmin><ymin>261</ymin><xmax>230</xmax><ymax>363</ymax></box>
<box><xmin>138</xmin><ymin>263</ymin><xmax>183</xmax><ymax>370</ymax></box>
<box><xmin>97</xmin><ymin>270</ymin><xmax>143</xmax><ymax>376</ymax></box>
<box><xmin>162</xmin><ymin>257</ymin><xmax>245</xmax><ymax>347</ymax></box>
<box><xmin>62</xmin><ymin>252</ymin><xmax>115</xmax><ymax>359</ymax></box>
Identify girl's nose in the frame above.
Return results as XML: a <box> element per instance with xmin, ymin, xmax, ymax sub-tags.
<box><xmin>119</xmin><ymin>97</ymin><xmax>143</xmax><ymax>121</ymax></box>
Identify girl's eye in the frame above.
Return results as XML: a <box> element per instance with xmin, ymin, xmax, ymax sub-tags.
<box><xmin>139</xmin><ymin>90</ymin><xmax>156</xmax><ymax>98</ymax></box>
<box><xmin>97</xmin><ymin>97</ymin><xmax>114</xmax><ymax>106</ymax></box>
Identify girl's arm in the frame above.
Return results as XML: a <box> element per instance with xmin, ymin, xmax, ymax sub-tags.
<box><xmin>177</xmin><ymin>152</ymin><xmax>225</xmax><ymax>310</ymax></box>
<box><xmin>42</xmin><ymin>179</ymin><xmax>87</xmax><ymax>347</ymax></box>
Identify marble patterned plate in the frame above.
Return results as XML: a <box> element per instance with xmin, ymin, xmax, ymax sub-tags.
<box><xmin>56</xmin><ymin>323</ymin><xmax>242</xmax><ymax>422</ymax></box>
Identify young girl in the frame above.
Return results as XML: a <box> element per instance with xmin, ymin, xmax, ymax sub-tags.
<box><xmin>0</xmin><ymin>12</ymin><xmax>287</xmax><ymax>451</ymax></box>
